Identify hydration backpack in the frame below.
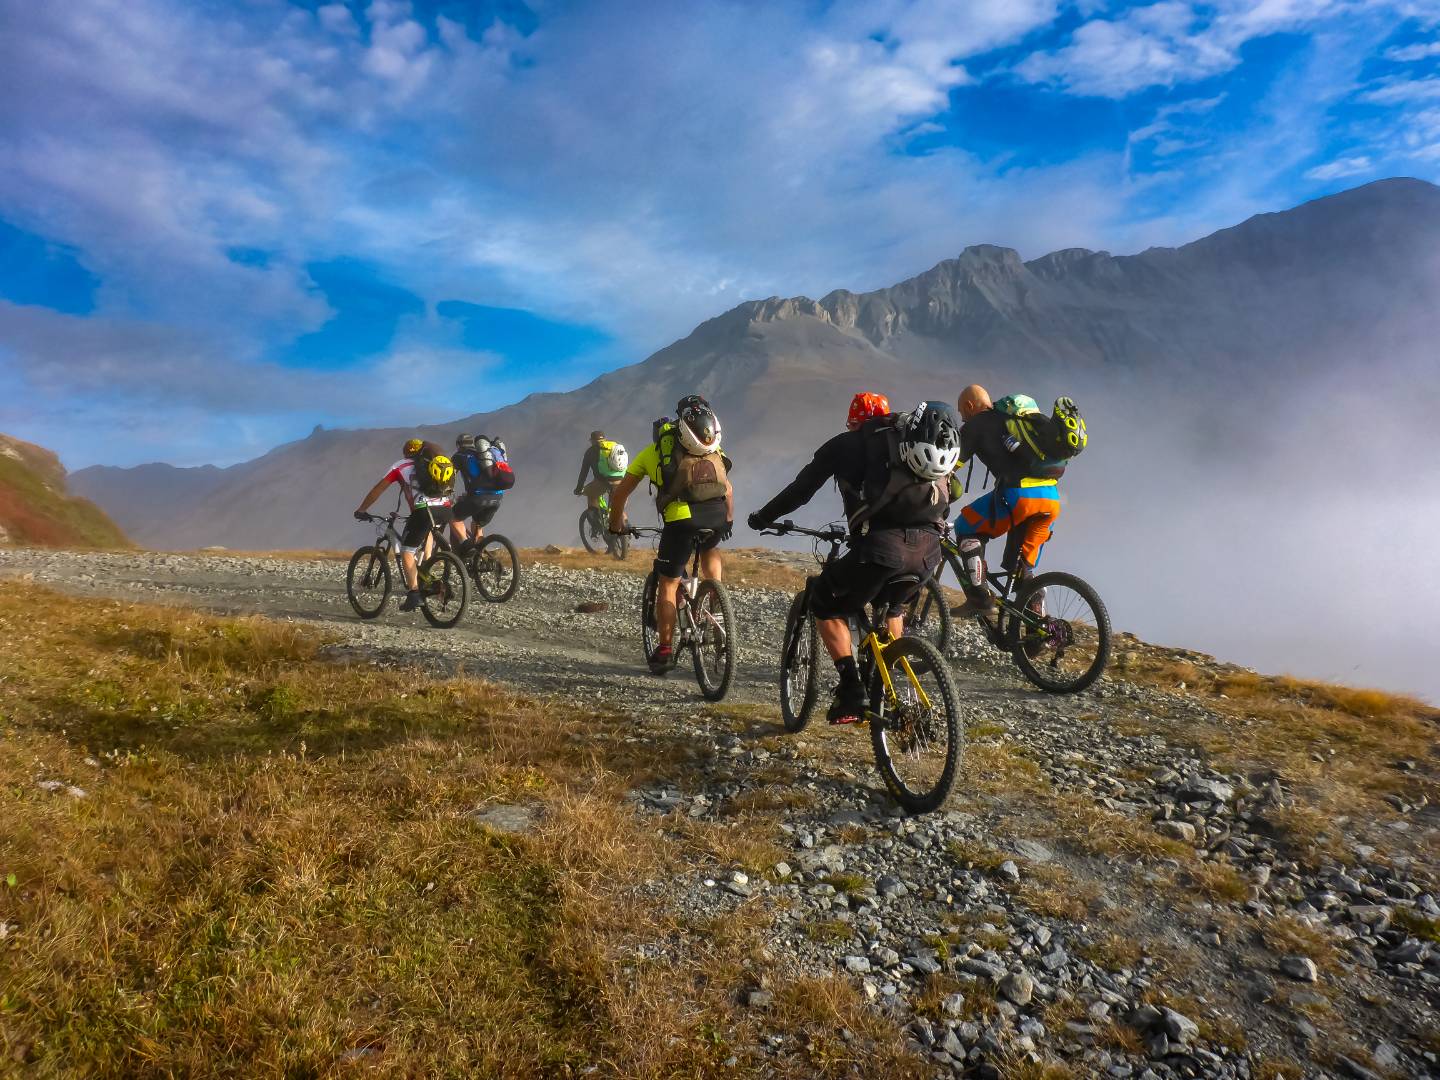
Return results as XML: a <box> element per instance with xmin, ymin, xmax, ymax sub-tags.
<box><xmin>847</xmin><ymin>417</ymin><xmax>950</xmax><ymax>533</ymax></box>
<box><xmin>473</xmin><ymin>437</ymin><xmax>515</xmax><ymax>491</ymax></box>
<box><xmin>651</xmin><ymin>418</ymin><xmax>727</xmax><ymax>512</ymax></box>
<box><xmin>997</xmin><ymin>395</ymin><xmax>1087</xmax><ymax>481</ymax></box>
<box><xmin>596</xmin><ymin>439</ymin><xmax>628</xmax><ymax>480</ymax></box>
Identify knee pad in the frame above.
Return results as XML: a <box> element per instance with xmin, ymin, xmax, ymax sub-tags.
<box><xmin>958</xmin><ymin>537</ymin><xmax>985</xmax><ymax>588</ymax></box>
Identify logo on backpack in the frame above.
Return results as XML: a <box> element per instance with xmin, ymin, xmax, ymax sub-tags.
<box><xmin>998</xmin><ymin>395</ymin><xmax>1087</xmax><ymax>480</ymax></box>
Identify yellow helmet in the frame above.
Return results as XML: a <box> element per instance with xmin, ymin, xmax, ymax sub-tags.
<box><xmin>428</xmin><ymin>454</ymin><xmax>455</xmax><ymax>487</ymax></box>
<box><xmin>403</xmin><ymin>437</ymin><xmax>424</xmax><ymax>456</ymax></box>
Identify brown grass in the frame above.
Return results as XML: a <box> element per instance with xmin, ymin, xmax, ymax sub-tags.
<box><xmin>0</xmin><ymin>583</ymin><xmax>921</xmax><ymax>1077</ymax></box>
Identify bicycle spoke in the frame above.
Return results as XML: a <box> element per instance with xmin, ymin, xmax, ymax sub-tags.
<box><xmin>870</xmin><ymin>636</ymin><xmax>961</xmax><ymax>814</ymax></box>
<box><xmin>1010</xmin><ymin>573</ymin><xmax>1111</xmax><ymax>693</ymax></box>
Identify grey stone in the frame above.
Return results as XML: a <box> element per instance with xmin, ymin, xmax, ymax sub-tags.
<box><xmin>1335</xmin><ymin>1056</ymin><xmax>1383</xmax><ymax>1080</ymax></box>
<box><xmin>939</xmin><ymin>1029</ymin><xmax>965</xmax><ymax>1058</ymax></box>
<box><xmin>1278</xmin><ymin>955</ymin><xmax>1318</xmax><ymax>982</ymax></box>
<box><xmin>843</xmin><ymin>955</ymin><xmax>871</xmax><ymax>974</ymax></box>
<box><xmin>1155</xmin><ymin>820</ymin><xmax>1196</xmax><ymax>843</ymax></box>
<box><xmin>998</xmin><ymin>971</ymin><xmax>1035</xmax><ymax>1006</ymax></box>
<box><xmin>743</xmin><ymin>989</ymin><xmax>773</xmax><ymax>1008</ymax></box>
<box><xmin>998</xmin><ymin>860</ymin><xmax>1021</xmax><ymax>884</ymax></box>
<box><xmin>471</xmin><ymin>803</ymin><xmax>539</xmax><ymax>834</ymax></box>
<box><xmin>1178</xmin><ymin>778</ymin><xmax>1234</xmax><ymax>803</ymax></box>
<box><xmin>1160</xmin><ymin>1007</ymin><xmax>1199</xmax><ymax>1044</ymax></box>
<box><xmin>941</xmin><ymin>992</ymin><xmax>966</xmax><ymax>1018</ymax></box>
<box><xmin>870</xmin><ymin>946</ymin><xmax>901</xmax><ymax>968</ymax></box>
<box><xmin>963</xmin><ymin>958</ymin><xmax>1006</xmax><ymax>980</ymax></box>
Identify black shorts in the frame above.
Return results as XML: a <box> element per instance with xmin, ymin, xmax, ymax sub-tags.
<box><xmin>453</xmin><ymin>494</ymin><xmax>502</xmax><ymax>529</ymax></box>
<box><xmin>654</xmin><ymin>517</ymin><xmax>726</xmax><ymax>578</ymax></box>
<box><xmin>810</xmin><ymin>526</ymin><xmax>942</xmax><ymax>620</ymax></box>
<box><xmin>401</xmin><ymin>505</ymin><xmax>452</xmax><ymax>549</ymax></box>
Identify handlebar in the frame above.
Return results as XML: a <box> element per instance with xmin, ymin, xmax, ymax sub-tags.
<box><xmin>760</xmin><ymin>519</ymin><xmax>848</xmax><ymax>544</ymax></box>
<box><xmin>356</xmin><ymin>511</ymin><xmax>400</xmax><ymax>524</ymax></box>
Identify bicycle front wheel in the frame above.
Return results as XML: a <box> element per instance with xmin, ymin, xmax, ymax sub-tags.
<box><xmin>869</xmin><ymin>635</ymin><xmax>962</xmax><ymax>814</ymax></box>
<box><xmin>346</xmin><ymin>545</ymin><xmax>392</xmax><ymax>619</ymax></box>
<box><xmin>470</xmin><ymin>535</ymin><xmax>520</xmax><ymax>603</ymax></box>
<box><xmin>779</xmin><ymin>590</ymin><xmax>819</xmax><ymax>732</ymax></box>
<box><xmin>419</xmin><ymin>550</ymin><xmax>468</xmax><ymax>628</ymax></box>
<box><xmin>612</xmin><ymin>528</ymin><xmax>629</xmax><ymax>561</ymax></box>
<box><xmin>901</xmin><ymin>577</ymin><xmax>952</xmax><ymax>653</ymax></box>
<box><xmin>1010</xmin><ymin>571</ymin><xmax>1111</xmax><ymax>693</ymax></box>
<box><xmin>640</xmin><ymin>570</ymin><xmax>661</xmax><ymax>663</ymax></box>
<box><xmin>691</xmin><ymin>580</ymin><xmax>736</xmax><ymax>701</ymax></box>
<box><xmin>579</xmin><ymin>510</ymin><xmax>605</xmax><ymax>554</ymax></box>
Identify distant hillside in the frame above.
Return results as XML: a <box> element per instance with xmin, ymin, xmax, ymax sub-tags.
<box><xmin>72</xmin><ymin>177</ymin><xmax>1440</xmax><ymax>552</ymax></box>
<box><xmin>0</xmin><ymin>434</ymin><xmax>130</xmax><ymax>548</ymax></box>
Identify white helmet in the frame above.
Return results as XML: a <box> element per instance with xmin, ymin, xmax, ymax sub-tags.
<box><xmin>897</xmin><ymin>400</ymin><xmax>962</xmax><ymax>480</ymax></box>
<box><xmin>676</xmin><ymin>400</ymin><xmax>721</xmax><ymax>454</ymax></box>
<box><xmin>607</xmin><ymin>442</ymin><xmax>629</xmax><ymax>472</ymax></box>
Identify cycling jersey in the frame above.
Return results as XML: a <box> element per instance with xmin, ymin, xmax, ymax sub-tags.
<box><xmin>626</xmin><ymin>441</ymin><xmax>729</xmax><ymax>524</ymax></box>
<box><xmin>382</xmin><ymin>459</ymin><xmax>454</xmax><ymax>510</ymax></box>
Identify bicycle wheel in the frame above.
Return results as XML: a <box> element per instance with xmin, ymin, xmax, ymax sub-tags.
<box><xmin>901</xmin><ymin>577</ymin><xmax>952</xmax><ymax>653</ymax></box>
<box><xmin>1009</xmin><ymin>571</ymin><xmax>1111</xmax><ymax>693</ymax></box>
<box><xmin>470</xmin><ymin>534</ymin><xmax>520</xmax><ymax>603</ymax></box>
<box><xmin>691</xmin><ymin>580</ymin><xmax>736</xmax><ymax>701</ymax></box>
<box><xmin>612</xmin><ymin>528</ymin><xmax>629</xmax><ymax>561</ymax></box>
<box><xmin>869</xmin><ymin>635</ymin><xmax>962</xmax><ymax>814</ymax></box>
<box><xmin>640</xmin><ymin>570</ymin><xmax>661</xmax><ymax>663</ymax></box>
<box><xmin>346</xmin><ymin>545</ymin><xmax>392</xmax><ymax>619</ymax></box>
<box><xmin>579</xmin><ymin>510</ymin><xmax>605</xmax><ymax>554</ymax></box>
<box><xmin>419</xmin><ymin>550</ymin><xmax>468</xmax><ymax>628</ymax></box>
<box><xmin>779</xmin><ymin>590</ymin><xmax>820</xmax><ymax>732</ymax></box>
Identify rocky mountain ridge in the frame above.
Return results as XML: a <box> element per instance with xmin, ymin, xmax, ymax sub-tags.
<box><xmin>0</xmin><ymin>434</ymin><xmax>129</xmax><ymax>548</ymax></box>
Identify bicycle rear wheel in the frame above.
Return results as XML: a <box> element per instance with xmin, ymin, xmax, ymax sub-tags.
<box><xmin>419</xmin><ymin>550</ymin><xmax>468</xmax><ymax>627</ymax></box>
<box><xmin>579</xmin><ymin>510</ymin><xmax>605</xmax><ymax>554</ymax></box>
<box><xmin>779</xmin><ymin>590</ymin><xmax>819</xmax><ymax>732</ymax></box>
<box><xmin>901</xmin><ymin>576</ymin><xmax>952</xmax><ymax>653</ymax></box>
<box><xmin>470</xmin><ymin>535</ymin><xmax>520</xmax><ymax>602</ymax></box>
<box><xmin>869</xmin><ymin>635</ymin><xmax>962</xmax><ymax>814</ymax></box>
<box><xmin>691</xmin><ymin>580</ymin><xmax>736</xmax><ymax>701</ymax></box>
<box><xmin>1009</xmin><ymin>571</ymin><xmax>1111</xmax><ymax>693</ymax></box>
<box><xmin>346</xmin><ymin>545</ymin><xmax>392</xmax><ymax>619</ymax></box>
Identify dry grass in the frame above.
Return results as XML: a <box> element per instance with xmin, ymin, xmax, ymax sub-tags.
<box><xmin>1394</xmin><ymin>907</ymin><xmax>1440</xmax><ymax>943</ymax></box>
<box><xmin>0</xmin><ymin>583</ymin><xmax>919</xmax><ymax>1077</ymax></box>
<box><xmin>1255</xmin><ymin>913</ymin><xmax>1345</xmax><ymax>977</ymax></box>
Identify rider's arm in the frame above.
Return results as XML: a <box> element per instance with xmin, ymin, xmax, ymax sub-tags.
<box><xmin>753</xmin><ymin>434</ymin><xmax>846</xmax><ymax>523</ymax></box>
<box><xmin>355</xmin><ymin>474</ymin><xmax>393</xmax><ymax>514</ymax></box>
<box><xmin>575</xmin><ymin>446</ymin><xmax>597</xmax><ymax>492</ymax></box>
<box><xmin>607</xmin><ymin>472</ymin><xmax>641</xmax><ymax>532</ymax></box>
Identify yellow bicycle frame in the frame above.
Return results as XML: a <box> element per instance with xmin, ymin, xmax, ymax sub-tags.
<box><xmin>861</xmin><ymin>631</ymin><xmax>934</xmax><ymax>712</ymax></box>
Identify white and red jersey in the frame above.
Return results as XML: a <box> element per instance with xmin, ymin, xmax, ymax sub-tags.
<box><xmin>382</xmin><ymin>459</ymin><xmax>453</xmax><ymax>509</ymax></box>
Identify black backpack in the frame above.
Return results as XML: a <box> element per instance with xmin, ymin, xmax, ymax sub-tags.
<box><xmin>1000</xmin><ymin>396</ymin><xmax>1088</xmax><ymax>480</ymax></box>
<box><xmin>412</xmin><ymin>444</ymin><xmax>455</xmax><ymax>499</ymax></box>
<box><xmin>847</xmin><ymin>418</ymin><xmax>950</xmax><ymax>532</ymax></box>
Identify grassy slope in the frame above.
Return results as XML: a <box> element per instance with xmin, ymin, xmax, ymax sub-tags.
<box><xmin>0</xmin><ymin>583</ymin><xmax>920</xmax><ymax>1078</ymax></box>
<box><xmin>0</xmin><ymin>436</ymin><xmax>130</xmax><ymax>549</ymax></box>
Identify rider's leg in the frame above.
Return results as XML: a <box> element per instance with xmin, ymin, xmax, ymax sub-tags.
<box><xmin>698</xmin><ymin>541</ymin><xmax>723</xmax><ymax>582</ymax></box>
<box><xmin>952</xmin><ymin>492</ymin><xmax>1006</xmax><ymax>615</ymax></box>
<box><xmin>399</xmin><ymin>549</ymin><xmax>419</xmax><ymax>591</ymax></box>
<box><xmin>655</xmin><ymin>574</ymin><xmax>681</xmax><ymax>646</ymax></box>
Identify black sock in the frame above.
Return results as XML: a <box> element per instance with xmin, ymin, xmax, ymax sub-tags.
<box><xmin>834</xmin><ymin>655</ymin><xmax>859</xmax><ymax>684</ymax></box>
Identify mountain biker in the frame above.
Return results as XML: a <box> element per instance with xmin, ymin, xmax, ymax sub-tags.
<box><xmin>949</xmin><ymin>383</ymin><xmax>1061</xmax><ymax>617</ymax></box>
<box><xmin>749</xmin><ymin>401</ymin><xmax>960</xmax><ymax>723</ymax></box>
<box><xmin>575</xmin><ymin>430</ymin><xmax>624</xmax><ymax>513</ymax></box>
<box><xmin>607</xmin><ymin>396</ymin><xmax>734</xmax><ymax>673</ymax></box>
<box><xmin>451</xmin><ymin>433</ymin><xmax>511</xmax><ymax>552</ymax></box>
<box><xmin>354</xmin><ymin>437</ymin><xmax>456</xmax><ymax>611</ymax></box>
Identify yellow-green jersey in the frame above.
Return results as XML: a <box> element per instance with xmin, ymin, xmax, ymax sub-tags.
<box><xmin>627</xmin><ymin>439</ymin><xmax>728</xmax><ymax>524</ymax></box>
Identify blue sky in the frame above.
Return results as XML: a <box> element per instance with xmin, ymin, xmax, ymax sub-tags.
<box><xmin>1</xmin><ymin>0</ymin><xmax>1437</xmax><ymax>468</ymax></box>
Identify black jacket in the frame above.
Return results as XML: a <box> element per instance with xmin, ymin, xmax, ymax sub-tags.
<box><xmin>960</xmin><ymin>409</ymin><xmax>1036</xmax><ymax>489</ymax></box>
<box><xmin>575</xmin><ymin>444</ymin><xmax>603</xmax><ymax>489</ymax></box>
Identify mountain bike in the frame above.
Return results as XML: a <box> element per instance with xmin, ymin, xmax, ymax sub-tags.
<box><xmin>766</xmin><ymin>521</ymin><xmax>962</xmax><ymax>814</ymax></box>
<box><xmin>907</xmin><ymin>532</ymin><xmax>1111</xmax><ymax>693</ymax></box>
<box><xmin>579</xmin><ymin>487</ymin><xmax>628</xmax><ymax>560</ymax></box>
<box><xmin>347</xmin><ymin>508</ymin><xmax>468</xmax><ymax>628</ymax></box>
<box><xmin>629</xmin><ymin>525</ymin><xmax>734</xmax><ymax>701</ymax></box>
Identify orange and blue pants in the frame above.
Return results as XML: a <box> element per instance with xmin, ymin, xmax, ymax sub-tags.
<box><xmin>954</xmin><ymin>481</ymin><xmax>1061</xmax><ymax>570</ymax></box>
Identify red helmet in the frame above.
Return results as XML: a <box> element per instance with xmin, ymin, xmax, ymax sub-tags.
<box><xmin>847</xmin><ymin>392</ymin><xmax>890</xmax><ymax>431</ymax></box>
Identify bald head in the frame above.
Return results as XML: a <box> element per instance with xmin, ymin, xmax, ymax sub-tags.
<box><xmin>958</xmin><ymin>384</ymin><xmax>991</xmax><ymax>421</ymax></box>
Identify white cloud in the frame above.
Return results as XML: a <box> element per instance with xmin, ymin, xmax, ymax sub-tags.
<box><xmin>1304</xmin><ymin>155</ymin><xmax>1373</xmax><ymax>179</ymax></box>
<box><xmin>1360</xmin><ymin>75</ymin><xmax>1440</xmax><ymax>103</ymax></box>
<box><xmin>1386</xmin><ymin>40</ymin><xmax>1440</xmax><ymax>62</ymax></box>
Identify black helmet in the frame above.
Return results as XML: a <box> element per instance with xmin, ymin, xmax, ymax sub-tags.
<box><xmin>456</xmin><ymin>433</ymin><xmax>476</xmax><ymax>450</ymax></box>
<box><xmin>590</xmin><ymin>430</ymin><xmax>605</xmax><ymax>441</ymax></box>
<box><xmin>897</xmin><ymin>401</ymin><xmax>962</xmax><ymax>480</ymax></box>
<box><xmin>676</xmin><ymin>393</ymin><xmax>710</xmax><ymax>414</ymax></box>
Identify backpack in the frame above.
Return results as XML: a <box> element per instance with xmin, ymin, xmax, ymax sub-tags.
<box><xmin>414</xmin><ymin>450</ymin><xmax>455</xmax><ymax>499</ymax></box>
<box><xmin>998</xmin><ymin>395</ymin><xmax>1087</xmax><ymax>481</ymax></box>
<box><xmin>475</xmin><ymin>437</ymin><xmax>515</xmax><ymax>491</ymax></box>
<box><xmin>847</xmin><ymin>418</ymin><xmax>950</xmax><ymax>533</ymax></box>
<box><xmin>596</xmin><ymin>439</ymin><xmax>628</xmax><ymax>480</ymax></box>
<box><xmin>651</xmin><ymin>419</ymin><xmax>727</xmax><ymax>512</ymax></box>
